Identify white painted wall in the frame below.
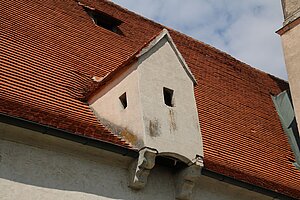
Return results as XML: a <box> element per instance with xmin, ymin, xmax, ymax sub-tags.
<box><xmin>91</xmin><ymin>35</ymin><xmax>202</xmax><ymax>163</ymax></box>
<box><xmin>90</xmin><ymin>63</ymin><xmax>146</xmax><ymax>147</ymax></box>
<box><xmin>281</xmin><ymin>22</ymin><xmax>300</xmax><ymax>138</ymax></box>
<box><xmin>0</xmin><ymin>123</ymin><xmax>274</xmax><ymax>200</ymax></box>
<box><xmin>138</xmin><ymin>38</ymin><xmax>202</xmax><ymax>162</ymax></box>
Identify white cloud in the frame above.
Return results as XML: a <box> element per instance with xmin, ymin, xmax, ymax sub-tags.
<box><xmin>111</xmin><ymin>0</ymin><xmax>287</xmax><ymax>80</ymax></box>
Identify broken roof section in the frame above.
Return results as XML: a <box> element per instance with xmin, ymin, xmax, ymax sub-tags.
<box><xmin>79</xmin><ymin>1</ymin><xmax>124</xmax><ymax>35</ymax></box>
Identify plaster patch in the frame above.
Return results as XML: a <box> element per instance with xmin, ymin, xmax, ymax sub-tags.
<box><xmin>169</xmin><ymin>109</ymin><xmax>177</xmax><ymax>133</ymax></box>
<box><xmin>149</xmin><ymin>119</ymin><xmax>161</xmax><ymax>137</ymax></box>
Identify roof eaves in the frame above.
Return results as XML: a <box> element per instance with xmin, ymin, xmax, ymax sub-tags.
<box><xmin>202</xmin><ymin>169</ymin><xmax>296</xmax><ymax>200</ymax></box>
<box><xmin>0</xmin><ymin>112</ymin><xmax>138</xmax><ymax>158</ymax></box>
<box><xmin>276</xmin><ymin>16</ymin><xmax>300</xmax><ymax>35</ymax></box>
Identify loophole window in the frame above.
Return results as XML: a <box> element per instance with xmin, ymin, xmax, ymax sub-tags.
<box><xmin>119</xmin><ymin>92</ymin><xmax>127</xmax><ymax>109</ymax></box>
<box><xmin>163</xmin><ymin>87</ymin><xmax>174</xmax><ymax>107</ymax></box>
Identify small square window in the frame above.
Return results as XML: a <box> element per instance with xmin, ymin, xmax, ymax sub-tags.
<box><xmin>163</xmin><ymin>87</ymin><xmax>174</xmax><ymax>107</ymax></box>
<box><xmin>119</xmin><ymin>92</ymin><xmax>127</xmax><ymax>109</ymax></box>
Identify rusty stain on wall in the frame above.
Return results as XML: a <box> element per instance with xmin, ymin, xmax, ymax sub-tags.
<box><xmin>120</xmin><ymin>129</ymin><xmax>138</xmax><ymax>145</ymax></box>
<box><xmin>169</xmin><ymin>109</ymin><xmax>176</xmax><ymax>133</ymax></box>
<box><xmin>89</xmin><ymin>109</ymin><xmax>142</xmax><ymax>147</ymax></box>
<box><xmin>149</xmin><ymin>119</ymin><xmax>161</xmax><ymax>137</ymax></box>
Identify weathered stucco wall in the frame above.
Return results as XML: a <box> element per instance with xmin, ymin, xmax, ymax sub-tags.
<box><xmin>91</xmin><ymin>35</ymin><xmax>202</xmax><ymax>162</ymax></box>
<box><xmin>281</xmin><ymin>0</ymin><xmax>300</xmax><ymax>25</ymax></box>
<box><xmin>90</xmin><ymin>64</ymin><xmax>145</xmax><ymax>147</ymax></box>
<box><xmin>138</xmin><ymin>38</ymin><xmax>202</xmax><ymax>161</ymax></box>
<box><xmin>0</xmin><ymin>123</ymin><xmax>274</xmax><ymax>200</ymax></box>
<box><xmin>281</xmin><ymin>24</ymin><xmax>300</xmax><ymax>137</ymax></box>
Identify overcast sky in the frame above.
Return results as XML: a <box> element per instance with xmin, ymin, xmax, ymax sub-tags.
<box><xmin>111</xmin><ymin>0</ymin><xmax>287</xmax><ymax>80</ymax></box>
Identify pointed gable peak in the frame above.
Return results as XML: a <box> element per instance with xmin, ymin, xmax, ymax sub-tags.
<box><xmin>137</xmin><ymin>29</ymin><xmax>197</xmax><ymax>85</ymax></box>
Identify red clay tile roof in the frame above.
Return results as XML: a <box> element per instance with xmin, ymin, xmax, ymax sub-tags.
<box><xmin>1</xmin><ymin>0</ymin><xmax>299</xmax><ymax>198</ymax></box>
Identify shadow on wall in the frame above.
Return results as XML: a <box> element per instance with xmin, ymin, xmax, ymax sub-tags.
<box><xmin>0</xmin><ymin>139</ymin><xmax>175</xmax><ymax>200</ymax></box>
<box><xmin>285</xmin><ymin>89</ymin><xmax>300</xmax><ymax>150</ymax></box>
<box><xmin>289</xmin><ymin>117</ymin><xmax>300</xmax><ymax>151</ymax></box>
<box><xmin>267</xmin><ymin>74</ymin><xmax>289</xmax><ymax>93</ymax></box>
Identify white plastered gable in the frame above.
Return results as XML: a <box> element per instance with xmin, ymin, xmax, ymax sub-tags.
<box><xmin>89</xmin><ymin>30</ymin><xmax>203</xmax><ymax>195</ymax></box>
<box><xmin>137</xmin><ymin>29</ymin><xmax>197</xmax><ymax>85</ymax></box>
<box><xmin>89</xmin><ymin>29</ymin><xmax>203</xmax><ymax>197</ymax></box>
<box><xmin>90</xmin><ymin>28</ymin><xmax>203</xmax><ymax>160</ymax></box>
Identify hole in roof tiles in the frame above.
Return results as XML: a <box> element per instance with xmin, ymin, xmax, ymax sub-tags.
<box><xmin>119</xmin><ymin>92</ymin><xmax>127</xmax><ymax>109</ymax></box>
<box><xmin>82</xmin><ymin>6</ymin><xmax>124</xmax><ymax>35</ymax></box>
<box><xmin>163</xmin><ymin>87</ymin><xmax>174</xmax><ymax>107</ymax></box>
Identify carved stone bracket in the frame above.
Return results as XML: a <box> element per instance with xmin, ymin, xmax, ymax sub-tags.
<box><xmin>128</xmin><ymin>147</ymin><xmax>157</xmax><ymax>190</ymax></box>
<box><xmin>175</xmin><ymin>156</ymin><xmax>204</xmax><ymax>200</ymax></box>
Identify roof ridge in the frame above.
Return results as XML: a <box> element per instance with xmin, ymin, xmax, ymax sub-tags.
<box><xmin>168</xmin><ymin>29</ymin><xmax>288</xmax><ymax>83</ymax></box>
<box><xmin>103</xmin><ymin>0</ymin><xmax>287</xmax><ymax>83</ymax></box>
<box><xmin>102</xmin><ymin>0</ymin><xmax>165</xmax><ymax>29</ymax></box>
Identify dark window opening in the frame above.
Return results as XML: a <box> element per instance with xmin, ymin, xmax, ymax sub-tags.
<box><xmin>155</xmin><ymin>156</ymin><xmax>187</xmax><ymax>171</ymax></box>
<box><xmin>119</xmin><ymin>92</ymin><xmax>127</xmax><ymax>109</ymax></box>
<box><xmin>83</xmin><ymin>7</ymin><xmax>123</xmax><ymax>35</ymax></box>
<box><xmin>163</xmin><ymin>87</ymin><xmax>174</xmax><ymax>107</ymax></box>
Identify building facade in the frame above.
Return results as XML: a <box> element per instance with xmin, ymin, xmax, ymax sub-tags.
<box><xmin>278</xmin><ymin>0</ymin><xmax>300</xmax><ymax>131</ymax></box>
<box><xmin>277</xmin><ymin>0</ymin><xmax>300</xmax><ymax>170</ymax></box>
<box><xmin>1</xmin><ymin>0</ymin><xmax>300</xmax><ymax>199</ymax></box>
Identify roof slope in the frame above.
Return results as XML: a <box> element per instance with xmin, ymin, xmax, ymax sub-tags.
<box><xmin>0</xmin><ymin>0</ymin><xmax>133</xmax><ymax>147</ymax></box>
<box><xmin>0</xmin><ymin>0</ymin><xmax>299</xmax><ymax>198</ymax></box>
